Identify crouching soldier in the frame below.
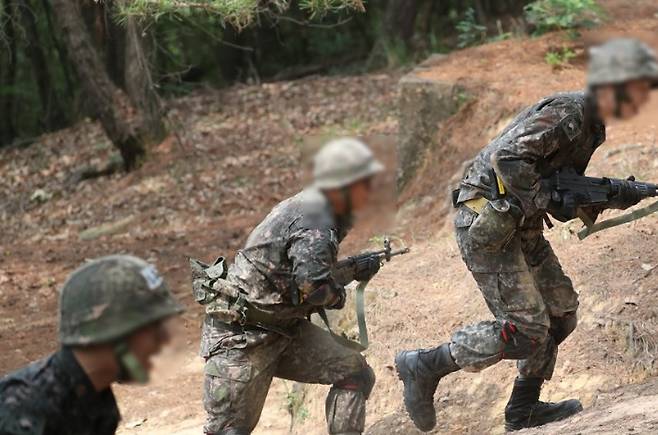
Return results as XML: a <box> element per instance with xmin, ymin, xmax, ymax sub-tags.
<box><xmin>396</xmin><ymin>38</ymin><xmax>658</xmax><ymax>432</ymax></box>
<box><xmin>199</xmin><ymin>138</ymin><xmax>384</xmax><ymax>435</ymax></box>
<box><xmin>0</xmin><ymin>255</ymin><xmax>184</xmax><ymax>435</ymax></box>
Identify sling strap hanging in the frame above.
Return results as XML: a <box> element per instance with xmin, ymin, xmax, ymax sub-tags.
<box><xmin>355</xmin><ymin>279</ymin><xmax>370</xmax><ymax>350</ymax></box>
<box><xmin>317</xmin><ymin>307</ymin><xmax>367</xmax><ymax>352</ymax></box>
<box><xmin>317</xmin><ymin>278</ymin><xmax>372</xmax><ymax>352</ymax></box>
<box><xmin>578</xmin><ymin>200</ymin><xmax>658</xmax><ymax>240</ymax></box>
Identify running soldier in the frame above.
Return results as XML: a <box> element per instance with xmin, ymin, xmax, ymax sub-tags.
<box><xmin>396</xmin><ymin>38</ymin><xmax>658</xmax><ymax>432</ymax></box>
<box><xmin>0</xmin><ymin>255</ymin><xmax>184</xmax><ymax>435</ymax></box>
<box><xmin>199</xmin><ymin>138</ymin><xmax>384</xmax><ymax>435</ymax></box>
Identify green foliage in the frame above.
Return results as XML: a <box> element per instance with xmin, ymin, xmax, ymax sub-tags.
<box><xmin>118</xmin><ymin>0</ymin><xmax>363</xmax><ymax>28</ymax></box>
<box><xmin>298</xmin><ymin>0</ymin><xmax>365</xmax><ymax>18</ymax></box>
<box><xmin>285</xmin><ymin>385</ymin><xmax>309</xmax><ymax>424</ymax></box>
<box><xmin>545</xmin><ymin>45</ymin><xmax>576</xmax><ymax>68</ymax></box>
<box><xmin>456</xmin><ymin>8</ymin><xmax>487</xmax><ymax>49</ymax></box>
<box><xmin>524</xmin><ymin>0</ymin><xmax>604</xmax><ymax>35</ymax></box>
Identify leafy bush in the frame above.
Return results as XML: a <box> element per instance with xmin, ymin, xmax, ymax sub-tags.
<box><xmin>524</xmin><ymin>0</ymin><xmax>604</xmax><ymax>35</ymax></box>
<box><xmin>545</xmin><ymin>46</ymin><xmax>576</xmax><ymax>68</ymax></box>
<box><xmin>456</xmin><ymin>8</ymin><xmax>487</xmax><ymax>48</ymax></box>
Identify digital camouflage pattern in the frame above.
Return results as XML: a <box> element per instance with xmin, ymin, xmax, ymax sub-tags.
<box><xmin>0</xmin><ymin>348</ymin><xmax>120</xmax><ymax>435</ymax></box>
<box><xmin>203</xmin><ymin>320</ymin><xmax>372</xmax><ymax>434</ymax></box>
<box><xmin>452</xmin><ymin>91</ymin><xmax>604</xmax><ymax>379</ymax></box>
<box><xmin>453</xmin><ymin>208</ymin><xmax>578</xmax><ymax>379</ymax></box>
<box><xmin>201</xmin><ymin>188</ymin><xmax>374</xmax><ymax>434</ymax></box>
<box><xmin>60</xmin><ymin>255</ymin><xmax>183</xmax><ymax>346</ymax></box>
<box><xmin>587</xmin><ymin>38</ymin><xmax>658</xmax><ymax>87</ymax></box>
<box><xmin>203</xmin><ymin>187</ymin><xmax>350</xmax><ymax>334</ymax></box>
<box><xmin>457</xmin><ymin>91</ymin><xmax>605</xmax><ymax>218</ymax></box>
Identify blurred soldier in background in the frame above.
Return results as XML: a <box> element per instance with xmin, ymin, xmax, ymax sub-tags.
<box><xmin>197</xmin><ymin>138</ymin><xmax>384</xmax><ymax>435</ymax></box>
<box><xmin>0</xmin><ymin>255</ymin><xmax>184</xmax><ymax>435</ymax></box>
<box><xmin>396</xmin><ymin>38</ymin><xmax>658</xmax><ymax>432</ymax></box>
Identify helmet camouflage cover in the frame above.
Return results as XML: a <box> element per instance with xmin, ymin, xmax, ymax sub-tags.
<box><xmin>59</xmin><ymin>255</ymin><xmax>183</xmax><ymax>346</ymax></box>
<box><xmin>588</xmin><ymin>38</ymin><xmax>658</xmax><ymax>87</ymax></box>
<box><xmin>312</xmin><ymin>137</ymin><xmax>384</xmax><ymax>189</ymax></box>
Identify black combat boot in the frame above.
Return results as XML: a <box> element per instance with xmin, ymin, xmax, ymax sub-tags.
<box><xmin>395</xmin><ymin>343</ymin><xmax>460</xmax><ymax>432</ymax></box>
<box><xmin>504</xmin><ymin>377</ymin><xmax>583</xmax><ymax>432</ymax></box>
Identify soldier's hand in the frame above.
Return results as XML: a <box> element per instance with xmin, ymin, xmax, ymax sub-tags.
<box><xmin>608</xmin><ymin>177</ymin><xmax>642</xmax><ymax>210</ymax></box>
<box><xmin>546</xmin><ymin>192</ymin><xmax>579</xmax><ymax>222</ymax></box>
<box><xmin>354</xmin><ymin>257</ymin><xmax>381</xmax><ymax>282</ymax></box>
<box><xmin>327</xmin><ymin>287</ymin><xmax>346</xmax><ymax>310</ymax></box>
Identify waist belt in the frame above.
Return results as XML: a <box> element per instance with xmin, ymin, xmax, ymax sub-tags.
<box><xmin>212</xmin><ymin>292</ymin><xmax>298</xmax><ymax>337</ymax></box>
<box><xmin>461</xmin><ymin>174</ymin><xmax>507</xmax><ymax>214</ymax></box>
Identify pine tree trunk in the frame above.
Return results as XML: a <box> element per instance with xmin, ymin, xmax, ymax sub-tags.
<box><xmin>50</xmin><ymin>0</ymin><xmax>149</xmax><ymax>170</ymax></box>
<box><xmin>0</xmin><ymin>0</ymin><xmax>17</xmax><ymax>145</ymax></box>
<box><xmin>16</xmin><ymin>0</ymin><xmax>64</xmax><ymax>130</ymax></box>
<box><xmin>105</xmin><ymin>5</ymin><xmax>126</xmax><ymax>88</ymax></box>
<box><xmin>383</xmin><ymin>0</ymin><xmax>419</xmax><ymax>47</ymax></box>
<box><xmin>40</xmin><ymin>0</ymin><xmax>75</xmax><ymax>99</ymax></box>
<box><xmin>124</xmin><ymin>16</ymin><xmax>166</xmax><ymax>143</ymax></box>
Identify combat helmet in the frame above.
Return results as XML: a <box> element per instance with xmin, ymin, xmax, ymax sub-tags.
<box><xmin>588</xmin><ymin>38</ymin><xmax>658</xmax><ymax>88</ymax></box>
<box><xmin>59</xmin><ymin>255</ymin><xmax>183</xmax><ymax>346</ymax></box>
<box><xmin>312</xmin><ymin>137</ymin><xmax>384</xmax><ymax>189</ymax></box>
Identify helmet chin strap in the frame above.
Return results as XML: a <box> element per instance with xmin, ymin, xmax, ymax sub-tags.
<box><xmin>114</xmin><ymin>341</ymin><xmax>149</xmax><ymax>384</ymax></box>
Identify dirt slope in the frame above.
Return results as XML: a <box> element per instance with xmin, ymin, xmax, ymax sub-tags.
<box><xmin>1</xmin><ymin>1</ymin><xmax>658</xmax><ymax>434</ymax></box>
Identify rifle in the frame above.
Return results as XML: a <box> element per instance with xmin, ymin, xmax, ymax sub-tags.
<box><xmin>320</xmin><ymin>238</ymin><xmax>409</xmax><ymax>351</ymax></box>
<box><xmin>541</xmin><ymin>168</ymin><xmax>658</xmax><ymax>239</ymax></box>
<box><xmin>542</xmin><ymin>168</ymin><xmax>658</xmax><ymax>226</ymax></box>
<box><xmin>334</xmin><ymin>238</ymin><xmax>410</xmax><ymax>286</ymax></box>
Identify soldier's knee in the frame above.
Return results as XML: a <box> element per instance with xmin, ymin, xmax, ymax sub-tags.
<box><xmin>333</xmin><ymin>365</ymin><xmax>376</xmax><ymax>399</ymax></box>
<box><xmin>500</xmin><ymin>321</ymin><xmax>549</xmax><ymax>360</ymax></box>
<box><xmin>550</xmin><ymin>311</ymin><xmax>578</xmax><ymax>345</ymax></box>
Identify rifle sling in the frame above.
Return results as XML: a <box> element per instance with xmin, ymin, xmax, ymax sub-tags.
<box><xmin>578</xmin><ymin>200</ymin><xmax>658</xmax><ymax>240</ymax></box>
<box><xmin>316</xmin><ymin>280</ymin><xmax>371</xmax><ymax>352</ymax></box>
<box><xmin>355</xmin><ymin>280</ymin><xmax>369</xmax><ymax>350</ymax></box>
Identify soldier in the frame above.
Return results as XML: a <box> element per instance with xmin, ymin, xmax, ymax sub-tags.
<box><xmin>396</xmin><ymin>38</ymin><xmax>658</xmax><ymax>432</ymax></box>
<box><xmin>200</xmin><ymin>138</ymin><xmax>384</xmax><ymax>435</ymax></box>
<box><xmin>0</xmin><ymin>255</ymin><xmax>184</xmax><ymax>435</ymax></box>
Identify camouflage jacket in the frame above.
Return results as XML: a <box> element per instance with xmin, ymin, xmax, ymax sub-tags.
<box><xmin>200</xmin><ymin>188</ymin><xmax>350</xmax><ymax>356</ymax></box>
<box><xmin>457</xmin><ymin>91</ymin><xmax>606</xmax><ymax>219</ymax></box>
<box><xmin>227</xmin><ymin>187</ymin><xmax>350</xmax><ymax>318</ymax></box>
<box><xmin>0</xmin><ymin>348</ymin><xmax>119</xmax><ymax>435</ymax></box>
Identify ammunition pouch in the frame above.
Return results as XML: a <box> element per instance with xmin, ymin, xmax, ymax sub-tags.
<box><xmin>468</xmin><ymin>199</ymin><xmax>522</xmax><ymax>251</ymax></box>
<box><xmin>190</xmin><ymin>257</ymin><xmax>243</xmax><ymax>325</ymax></box>
<box><xmin>190</xmin><ymin>257</ymin><xmax>228</xmax><ymax>305</ymax></box>
<box><xmin>190</xmin><ymin>257</ymin><xmax>296</xmax><ymax>336</ymax></box>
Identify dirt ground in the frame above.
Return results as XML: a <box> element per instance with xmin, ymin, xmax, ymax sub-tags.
<box><xmin>1</xmin><ymin>0</ymin><xmax>658</xmax><ymax>434</ymax></box>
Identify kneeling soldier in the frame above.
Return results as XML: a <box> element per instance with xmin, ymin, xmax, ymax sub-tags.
<box><xmin>0</xmin><ymin>255</ymin><xmax>184</xmax><ymax>435</ymax></box>
<box><xmin>200</xmin><ymin>138</ymin><xmax>384</xmax><ymax>435</ymax></box>
<box><xmin>396</xmin><ymin>38</ymin><xmax>658</xmax><ymax>432</ymax></box>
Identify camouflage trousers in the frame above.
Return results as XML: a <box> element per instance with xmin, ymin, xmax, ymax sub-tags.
<box><xmin>451</xmin><ymin>206</ymin><xmax>579</xmax><ymax>380</ymax></box>
<box><xmin>202</xmin><ymin>318</ymin><xmax>374</xmax><ymax>434</ymax></box>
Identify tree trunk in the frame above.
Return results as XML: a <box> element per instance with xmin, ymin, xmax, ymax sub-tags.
<box><xmin>50</xmin><ymin>0</ymin><xmax>149</xmax><ymax>170</ymax></box>
<box><xmin>0</xmin><ymin>0</ymin><xmax>18</xmax><ymax>145</ymax></box>
<box><xmin>124</xmin><ymin>16</ymin><xmax>166</xmax><ymax>143</ymax></box>
<box><xmin>105</xmin><ymin>5</ymin><xmax>126</xmax><ymax>88</ymax></box>
<box><xmin>16</xmin><ymin>0</ymin><xmax>64</xmax><ymax>130</ymax></box>
<box><xmin>383</xmin><ymin>0</ymin><xmax>420</xmax><ymax>47</ymax></box>
<box><xmin>40</xmin><ymin>0</ymin><xmax>75</xmax><ymax>99</ymax></box>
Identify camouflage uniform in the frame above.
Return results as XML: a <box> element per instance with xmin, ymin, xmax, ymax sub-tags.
<box><xmin>0</xmin><ymin>348</ymin><xmax>120</xmax><ymax>435</ymax></box>
<box><xmin>0</xmin><ymin>255</ymin><xmax>182</xmax><ymax>435</ymax></box>
<box><xmin>202</xmin><ymin>188</ymin><xmax>375</xmax><ymax>435</ymax></box>
<box><xmin>451</xmin><ymin>91</ymin><xmax>606</xmax><ymax>378</ymax></box>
